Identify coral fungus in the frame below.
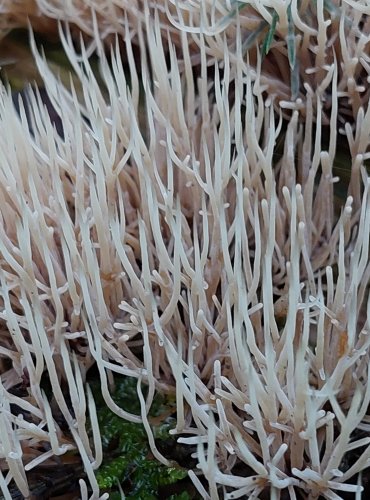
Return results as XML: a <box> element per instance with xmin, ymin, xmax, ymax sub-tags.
<box><xmin>0</xmin><ymin>1</ymin><xmax>369</xmax><ymax>499</ymax></box>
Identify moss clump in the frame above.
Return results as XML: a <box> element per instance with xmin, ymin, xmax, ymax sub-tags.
<box><xmin>91</xmin><ymin>375</ymin><xmax>195</xmax><ymax>499</ymax></box>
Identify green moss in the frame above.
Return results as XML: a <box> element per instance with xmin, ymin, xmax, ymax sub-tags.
<box><xmin>90</xmin><ymin>375</ymin><xmax>194</xmax><ymax>498</ymax></box>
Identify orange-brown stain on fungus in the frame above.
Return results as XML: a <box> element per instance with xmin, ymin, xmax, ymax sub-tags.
<box><xmin>338</xmin><ymin>330</ymin><xmax>348</xmax><ymax>358</ymax></box>
<box><xmin>100</xmin><ymin>271</ymin><xmax>120</xmax><ymax>284</ymax></box>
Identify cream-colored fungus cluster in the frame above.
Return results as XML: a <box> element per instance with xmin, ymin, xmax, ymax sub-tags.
<box><xmin>0</xmin><ymin>1</ymin><xmax>369</xmax><ymax>498</ymax></box>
